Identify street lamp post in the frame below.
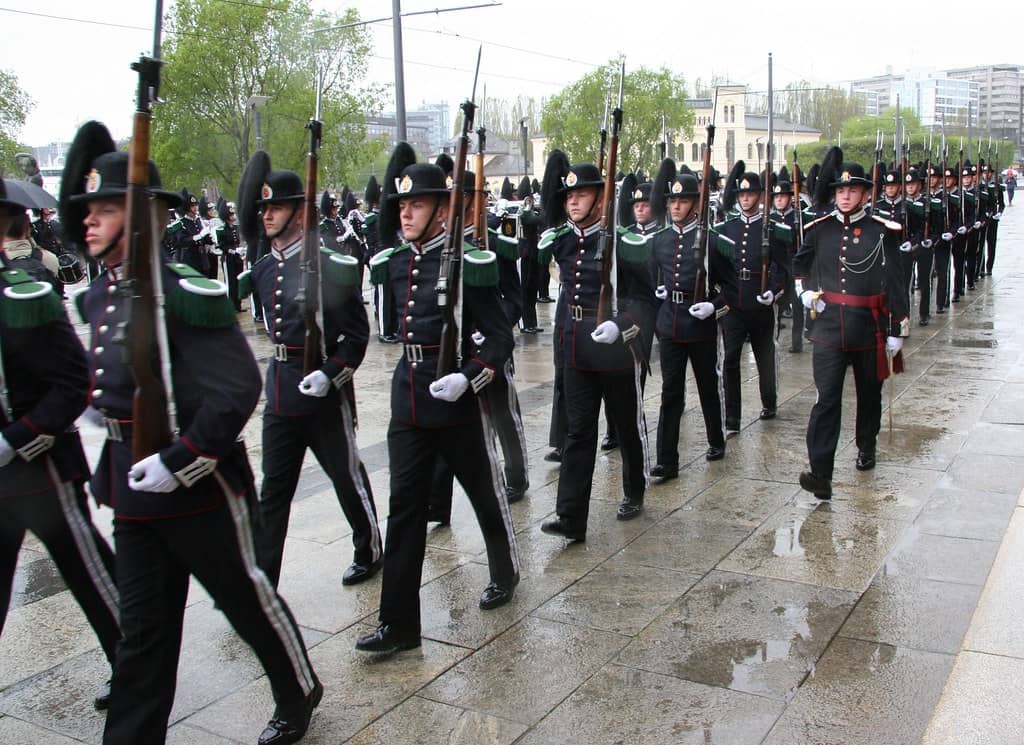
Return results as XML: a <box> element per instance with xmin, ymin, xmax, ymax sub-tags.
<box><xmin>247</xmin><ymin>95</ymin><xmax>270</xmax><ymax>151</ymax></box>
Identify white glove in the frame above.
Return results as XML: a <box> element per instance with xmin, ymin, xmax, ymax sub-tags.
<box><xmin>128</xmin><ymin>453</ymin><xmax>179</xmax><ymax>493</ymax></box>
<box><xmin>794</xmin><ymin>279</ymin><xmax>804</xmax><ymax>295</ymax></box>
<box><xmin>655</xmin><ymin>285</ymin><xmax>668</xmax><ymax>300</ymax></box>
<box><xmin>756</xmin><ymin>290</ymin><xmax>775</xmax><ymax>306</ymax></box>
<box><xmin>886</xmin><ymin>336</ymin><xmax>904</xmax><ymax>354</ymax></box>
<box><xmin>81</xmin><ymin>406</ymin><xmax>106</xmax><ymax>428</ymax></box>
<box><xmin>298</xmin><ymin>370</ymin><xmax>330</xmax><ymax>397</ymax></box>
<box><xmin>922</xmin><ymin>239</ymin><xmax>933</xmax><ymax>249</ymax></box>
<box><xmin>993</xmin><ymin>212</ymin><xmax>1002</xmax><ymax>220</ymax></box>
<box><xmin>688</xmin><ymin>301</ymin><xmax>715</xmax><ymax>320</ymax></box>
<box><xmin>801</xmin><ymin>290</ymin><xmax>826</xmax><ymax>313</ymax></box>
<box><xmin>471</xmin><ymin>330</ymin><xmax>486</xmax><ymax>346</ymax></box>
<box><xmin>590</xmin><ymin>320</ymin><xmax>620</xmax><ymax>344</ymax></box>
<box><xmin>973</xmin><ymin>221</ymin><xmax>983</xmax><ymax>230</ymax></box>
<box><xmin>0</xmin><ymin>435</ymin><xmax>14</xmax><ymax>468</ymax></box>
<box><xmin>956</xmin><ymin>226</ymin><xmax>967</xmax><ymax>235</ymax></box>
<box><xmin>429</xmin><ymin>372</ymin><xmax>470</xmax><ymax>402</ymax></box>
<box><xmin>899</xmin><ymin>241</ymin><xmax>913</xmax><ymax>253</ymax></box>
<box><xmin>941</xmin><ymin>232</ymin><xmax>954</xmax><ymax>242</ymax></box>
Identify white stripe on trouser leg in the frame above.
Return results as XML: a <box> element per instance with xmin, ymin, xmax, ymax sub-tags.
<box><xmin>632</xmin><ymin>356</ymin><xmax>650</xmax><ymax>484</ymax></box>
<box><xmin>477</xmin><ymin>401</ymin><xmax>520</xmax><ymax>576</ymax></box>
<box><xmin>216</xmin><ymin>472</ymin><xmax>316</xmax><ymax>695</ymax></box>
<box><xmin>716</xmin><ymin>326</ymin><xmax>727</xmax><ymax>440</ymax></box>
<box><xmin>47</xmin><ymin>457</ymin><xmax>119</xmax><ymax>621</ymax></box>
<box><xmin>503</xmin><ymin>359</ymin><xmax>529</xmax><ymax>478</ymax></box>
<box><xmin>772</xmin><ymin>303</ymin><xmax>781</xmax><ymax>388</ymax></box>
<box><xmin>338</xmin><ymin>396</ymin><xmax>382</xmax><ymax>561</ymax></box>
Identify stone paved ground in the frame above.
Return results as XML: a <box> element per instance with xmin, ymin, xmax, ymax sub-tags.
<box><xmin>2</xmin><ymin>207</ymin><xmax>1023</xmax><ymax>744</ymax></box>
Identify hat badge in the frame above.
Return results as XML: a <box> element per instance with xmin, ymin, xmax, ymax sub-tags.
<box><xmin>671</xmin><ymin>181</ymin><xmax>682</xmax><ymax>194</ymax></box>
<box><xmin>261</xmin><ymin>183</ymin><xmax>274</xmax><ymax>200</ymax></box>
<box><xmin>773</xmin><ymin>185</ymin><xmax>781</xmax><ymax>194</ymax></box>
<box><xmin>633</xmin><ymin>188</ymin><xmax>643</xmax><ymax>200</ymax></box>
<box><xmin>840</xmin><ymin>171</ymin><xmax>851</xmax><ymax>182</ymax></box>
<box><xmin>564</xmin><ymin>170</ymin><xmax>578</xmax><ymax>187</ymax></box>
<box><xmin>397</xmin><ymin>175</ymin><xmax>413</xmax><ymax>194</ymax></box>
<box><xmin>739</xmin><ymin>178</ymin><xmax>750</xmax><ymax>190</ymax></box>
<box><xmin>85</xmin><ymin>168</ymin><xmax>101</xmax><ymax>194</ymax></box>
<box><xmin>445</xmin><ymin>175</ymin><xmax>454</xmax><ymax>189</ymax></box>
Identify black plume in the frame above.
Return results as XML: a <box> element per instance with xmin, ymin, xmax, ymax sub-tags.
<box><xmin>720</xmin><ymin>159</ymin><xmax>745</xmax><ymax>214</ymax></box>
<box><xmin>531</xmin><ymin>177</ymin><xmax>541</xmax><ymax>194</ymax></box>
<box><xmin>678</xmin><ymin>164</ymin><xmax>695</xmax><ymax>176</ymax></box>
<box><xmin>651</xmin><ymin>158</ymin><xmax>677</xmax><ymax>222</ymax></box>
<box><xmin>806</xmin><ymin>163</ymin><xmax>820</xmax><ymax>197</ymax></box>
<box><xmin>364</xmin><ymin>175</ymin><xmax>380</xmax><ymax>207</ymax></box>
<box><xmin>517</xmin><ymin>176</ymin><xmax>531</xmax><ymax>200</ymax></box>
<box><xmin>434</xmin><ymin>152</ymin><xmax>454</xmax><ymax>176</ymax></box>
<box><xmin>618</xmin><ymin>172</ymin><xmax>638</xmax><ymax>227</ymax></box>
<box><xmin>541</xmin><ymin>149</ymin><xmax>570</xmax><ymax>228</ymax></box>
<box><xmin>59</xmin><ymin>121</ymin><xmax>116</xmax><ymax>248</ymax></box>
<box><xmin>500</xmin><ymin>177</ymin><xmax>514</xmax><ymax>201</ymax></box>
<box><xmin>380</xmin><ymin>142</ymin><xmax>418</xmax><ymax>245</ymax></box>
<box><xmin>779</xmin><ymin>165</ymin><xmax>790</xmax><ymax>183</ymax></box>
<box><xmin>216</xmin><ymin>196</ymin><xmax>230</xmax><ymax>222</ymax></box>
<box><xmin>814</xmin><ymin>146</ymin><xmax>842</xmax><ymax>208</ymax></box>
<box><xmin>237</xmin><ymin>149</ymin><xmax>272</xmax><ymax>248</ymax></box>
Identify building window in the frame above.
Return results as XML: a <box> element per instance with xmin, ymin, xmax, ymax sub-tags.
<box><xmin>692</xmin><ymin>143</ymin><xmax>699</xmax><ymax>161</ymax></box>
<box><xmin>748</xmin><ymin>143</ymin><xmax>753</xmax><ymax>159</ymax></box>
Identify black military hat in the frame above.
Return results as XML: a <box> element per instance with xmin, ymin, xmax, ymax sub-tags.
<box><xmin>178</xmin><ymin>188</ymin><xmax>200</xmax><ymax>217</ymax></box>
<box><xmin>500</xmin><ymin>177</ymin><xmax>514</xmax><ymax>201</ymax></box>
<box><xmin>772</xmin><ymin>166</ymin><xmax>793</xmax><ymax>195</ymax></box>
<box><xmin>459</xmin><ymin>170</ymin><xmax>476</xmax><ymax>194</ymax></box>
<box><xmin>926</xmin><ymin>163</ymin><xmax>942</xmax><ymax>178</ymax></box>
<box><xmin>198</xmin><ymin>195</ymin><xmax>216</xmax><ymax>217</ymax></box>
<box><xmin>666</xmin><ymin>174</ymin><xmax>699</xmax><ymax>199</ymax></box>
<box><xmin>216</xmin><ymin>196</ymin><xmax>235</xmax><ymax>222</ymax></box>
<box><xmin>517</xmin><ymin>176</ymin><xmax>531</xmax><ymax>200</ymax></box>
<box><xmin>630</xmin><ymin>181</ymin><xmax>654</xmax><ymax>203</ymax></box>
<box><xmin>881</xmin><ymin>166</ymin><xmax>902</xmax><ymax>186</ymax></box>
<box><xmin>961</xmin><ymin>159</ymin><xmax>976</xmax><ymax>176</ymax></box>
<box><xmin>830</xmin><ymin>162</ymin><xmax>872</xmax><ymax>187</ymax></box>
<box><xmin>561</xmin><ymin>163</ymin><xmax>603</xmax><ymax>193</ymax></box>
<box><xmin>344</xmin><ymin>190</ymin><xmax>357</xmax><ymax>213</ymax></box>
<box><xmin>734</xmin><ymin>170</ymin><xmax>762</xmax><ymax>193</ymax></box>
<box><xmin>364</xmin><ymin>175</ymin><xmax>381</xmax><ymax>207</ymax></box>
<box><xmin>434</xmin><ymin>152</ymin><xmax>455</xmax><ymax>177</ymax></box>
<box><xmin>255</xmin><ymin>170</ymin><xmax>304</xmax><ymax>205</ymax></box>
<box><xmin>531</xmin><ymin>177</ymin><xmax>541</xmax><ymax>194</ymax></box>
<box><xmin>320</xmin><ymin>190</ymin><xmax>339</xmax><ymax>215</ymax></box>
<box><xmin>943</xmin><ymin>164</ymin><xmax>958</xmax><ymax>178</ymax></box>
<box><xmin>237</xmin><ymin>150</ymin><xmax>271</xmax><ymax>247</ymax></box>
<box><xmin>904</xmin><ymin>166</ymin><xmax>925</xmax><ymax>184</ymax></box>
<box><xmin>390</xmin><ymin>162</ymin><xmax>449</xmax><ymax>200</ymax></box>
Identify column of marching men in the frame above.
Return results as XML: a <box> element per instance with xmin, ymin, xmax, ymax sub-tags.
<box><xmin>0</xmin><ymin>117</ymin><xmax>1008</xmax><ymax>745</ymax></box>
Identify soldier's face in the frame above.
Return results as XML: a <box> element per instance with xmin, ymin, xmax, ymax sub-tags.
<box><xmin>905</xmin><ymin>181</ymin><xmax>921</xmax><ymax>198</ymax></box>
<box><xmin>737</xmin><ymin>192</ymin><xmax>760</xmax><ymax>213</ymax></box>
<box><xmin>262</xmin><ymin>202</ymin><xmax>300</xmax><ymax>238</ymax></box>
<box><xmin>929</xmin><ymin>176</ymin><xmax>941</xmax><ymax>190</ymax></box>
<box><xmin>83</xmin><ymin>198</ymin><xmax>126</xmax><ymax>260</ymax></box>
<box><xmin>668</xmin><ymin>197</ymin><xmax>695</xmax><ymax>223</ymax></box>
<box><xmin>884</xmin><ymin>184</ymin><xmax>901</xmax><ymax>199</ymax></box>
<box><xmin>834</xmin><ymin>185</ymin><xmax>867</xmax><ymax>213</ymax></box>
<box><xmin>945</xmin><ymin>176</ymin><xmax>957</xmax><ymax>190</ymax></box>
<box><xmin>773</xmin><ymin>194</ymin><xmax>792</xmax><ymax>211</ymax></box>
<box><xmin>188</xmin><ymin>204</ymin><xmax>198</xmax><ymax>217</ymax></box>
<box><xmin>565</xmin><ymin>187</ymin><xmax>600</xmax><ymax>225</ymax></box>
<box><xmin>398</xmin><ymin>196</ymin><xmax>447</xmax><ymax>240</ymax></box>
<box><xmin>632</xmin><ymin>201</ymin><xmax>651</xmax><ymax>223</ymax></box>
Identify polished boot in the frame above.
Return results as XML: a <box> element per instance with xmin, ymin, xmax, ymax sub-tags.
<box><xmin>258</xmin><ymin>681</ymin><xmax>324</xmax><ymax>745</ymax></box>
<box><xmin>355</xmin><ymin>624</ymin><xmax>421</xmax><ymax>654</ymax></box>
<box><xmin>540</xmin><ymin>517</ymin><xmax>586</xmax><ymax>541</ymax></box>
<box><xmin>799</xmin><ymin>470</ymin><xmax>832</xmax><ymax>499</ymax></box>
<box><xmin>342</xmin><ymin>558</ymin><xmax>383</xmax><ymax>586</ymax></box>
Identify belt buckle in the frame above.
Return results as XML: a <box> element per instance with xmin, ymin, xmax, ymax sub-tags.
<box><xmin>105</xmin><ymin>418</ymin><xmax>123</xmax><ymax>442</ymax></box>
<box><xmin>671</xmin><ymin>290</ymin><xmax>686</xmax><ymax>304</ymax></box>
<box><xmin>572</xmin><ymin>304</ymin><xmax>583</xmax><ymax>321</ymax></box>
<box><xmin>274</xmin><ymin>344</ymin><xmax>289</xmax><ymax>362</ymax></box>
<box><xmin>405</xmin><ymin>344</ymin><xmax>423</xmax><ymax>363</ymax></box>
<box><xmin>739</xmin><ymin>268</ymin><xmax>751</xmax><ymax>281</ymax></box>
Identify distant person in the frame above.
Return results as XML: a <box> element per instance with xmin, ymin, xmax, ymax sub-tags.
<box><xmin>1004</xmin><ymin>168</ymin><xmax>1016</xmax><ymax>205</ymax></box>
<box><xmin>3</xmin><ymin>211</ymin><xmax>60</xmax><ymax>282</ymax></box>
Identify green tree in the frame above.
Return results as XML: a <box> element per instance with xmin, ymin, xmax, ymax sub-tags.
<box><xmin>540</xmin><ymin>61</ymin><xmax>694</xmax><ymax>177</ymax></box>
<box><xmin>152</xmin><ymin>0</ymin><xmax>386</xmax><ymax>199</ymax></box>
<box><xmin>0</xmin><ymin>70</ymin><xmax>33</xmax><ymax>177</ymax></box>
<box><xmin>777</xmin><ymin>82</ymin><xmax>865</xmax><ymax>144</ymax></box>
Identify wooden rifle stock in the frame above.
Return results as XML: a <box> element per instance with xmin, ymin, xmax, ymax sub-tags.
<box><xmin>300</xmin><ymin>118</ymin><xmax>323</xmax><ymax>375</ymax></box>
<box><xmin>125</xmin><ymin>56</ymin><xmax>173</xmax><ymax>462</ymax></box>
<box><xmin>474</xmin><ymin>127</ymin><xmax>487</xmax><ymax>249</ymax></box>
<box><xmin>595</xmin><ymin>104</ymin><xmax>622</xmax><ymax>324</ymax></box>
<box><xmin>693</xmin><ymin>123</ymin><xmax>716</xmax><ymax>303</ymax></box>
<box><xmin>760</xmin><ymin>156</ymin><xmax>771</xmax><ymax>295</ymax></box>
<box><xmin>792</xmin><ymin>156</ymin><xmax>804</xmax><ymax>256</ymax></box>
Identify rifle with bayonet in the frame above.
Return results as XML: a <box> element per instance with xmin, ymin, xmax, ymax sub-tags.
<box><xmin>298</xmin><ymin>93</ymin><xmax>324</xmax><ymax>375</ymax></box>
<box><xmin>760</xmin><ymin>53</ymin><xmax>774</xmax><ymax>295</ymax></box>
<box><xmin>869</xmin><ymin>130</ymin><xmax>883</xmax><ymax>216</ymax></box>
<box><xmin>792</xmin><ymin>146</ymin><xmax>804</xmax><ymax>267</ymax></box>
<box><xmin>923</xmin><ymin>132</ymin><xmax>932</xmax><ymax>244</ymax></box>
<box><xmin>437</xmin><ymin>49</ymin><xmax>481</xmax><ymax>377</ymax></box>
<box><xmin>597</xmin><ymin>96</ymin><xmax>610</xmax><ymax>176</ymax></box>
<box><xmin>596</xmin><ymin>61</ymin><xmax>625</xmax><ymax>324</ymax></box>
<box><xmin>474</xmin><ymin>121</ymin><xmax>488</xmax><ymax>250</ymax></box>
<box><xmin>659</xmin><ymin>113</ymin><xmax>668</xmax><ymax>162</ymax></box>
<box><xmin>693</xmin><ymin>114</ymin><xmax>716</xmax><ymax>303</ymax></box>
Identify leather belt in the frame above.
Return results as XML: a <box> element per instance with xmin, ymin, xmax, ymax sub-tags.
<box><xmin>738</xmin><ymin>268</ymin><xmax>762</xmax><ymax>281</ymax></box>
<box><xmin>670</xmin><ymin>290</ymin><xmax>691</xmax><ymax>304</ymax></box>
<box><xmin>570</xmin><ymin>305</ymin><xmax>598</xmax><ymax>321</ymax></box>
<box><xmin>404</xmin><ymin>344</ymin><xmax>440</xmax><ymax>362</ymax></box>
<box><xmin>103</xmin><ymin>417</ymin><xmax>133</xmax><ymax>443</ymax></box>
<box><xmin>273</xmin><ymin>344</ymin><xmax>304</xmax><ymax>362</ymax></box>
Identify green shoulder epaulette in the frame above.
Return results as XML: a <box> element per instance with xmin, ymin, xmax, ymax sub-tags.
<box><xmin>771</xmin><ymin>221</ymin><xmax>794</xmax><ymax>245</ymax></box>
<box><xmin>71</xmin><ymin>286</ymin><xmax>90</xmax><ymax>323</ymax></box>
<box><xmin>710</xmin><ymin>227</ymin><xmax>735</xmax><ymax>259</ymax></box>
<box><xmin>802</xmin><ymin>213</ymin><xmax>832</xmax><ymax>234</ymax></box>
<box><xmin>615</xmin><ymin>226</ymin><xmax>653</xmax><ymax>264</ymax></box>
<box><xmin>165</xmin><ymin>263</ymin><xmax>236</xmax><ymax>327</ymax></box>
<box><xmin>0</xmin><ymin>269</ymin><xmax>63</xmax><ymax>329</ymax></box>
<box><xmin>489</xmin><ymin>227</ymin><xmax>519</xmax><ymax>260</ymax></box>
<box><xmin>165</xmin><ymin>219</ymin><xmax>184</xmax><ymax>237</ymax></box>
<box><xmin>320</xmin><ymin>247</ymin><xmax>360</xmax><ymax>287</ymax></box>
<box><xmin>463</xmin><ymin>248</ymin><xmax>498</xmax><ymax>287</ymax></box>
<box><xmin>537</xmin><ymin>224</ymin><xmax>571</xmax><ymax>252</ymax></box>
<box><xmin>368</xmin><ymin>246</ymin><xmax>401</xmax><ymax>285</ymax></box>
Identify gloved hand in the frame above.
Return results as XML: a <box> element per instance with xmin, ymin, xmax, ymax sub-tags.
<box><xmin>886</xmin><ymin>336</ymin><xmax>904</xmax><ymax>354</ymax></box>
<box><xmin>956</xmin><ymin>225</ymin><xmax>967</xmax><ymax>235</ymax></box>
<box><xmin>974</xmin><ymin>221</ymin><xmax>983</xmax><ymax>230</ymax></box>
<box><xmin>298</xmin><ymin>370</ymin><xmax>331</xmax><ymax>397</ymax></box>
<box><xmin>941</xmin><ymin>232</ymin><xmax>954</xmax><ymax>242</ymax></box>
<box><xmin>801</xmin><ymin>290</ymin><xmax>826</xmax><ymax>313</ymax></box>
<box><xmin>899</xmin><ymin>241</ymin><xmax>913</xmax><ymax>252</ymax></box>
<box><xmin>922</xmin><ymin>239</ymin><xmax>933</xmax><ymax>249</ymax></box>
<box><xmin>0</xmin><ymin>435</ymin><xmax>14</xmax><ymax>468</ymax></box>
<box><xmin>993</xmin><ymin>212</ymin><xmax>1002</xmax><ymax>220</ymax></box>
<box><xmin>128</xmin><ymin>453</ymin><xmax>178</xmax><ymax>493</ymax></box>
<box><xmin>655</xmin><ymin>285</ymin><xmax>668</xmax><ymax>300</ymax></box>
<box><xmin>591</xmin><ymin>320</ymin><xmax>621</xmax><ymax>344</ymax></box>
<box><xmin>81</xmin><ymin>406</ymin><xmax>106</xmax><ymax>428</ymax></box>
<box><xmin>688</xmin><ymin>301</ymin><xmax>715</xmax><ymax>320</ymax></box>
<box><xmin>471</xmin><ymin>330</ymin><xmax>486</xmax><ymax>346</ymax></box>
<box><xmin>429</xmin><ymin>372</ymin><xmax>470</xmax><ymax>402</ymax></box>
<box><xmin>755</xmin><ymin>290</ymin><xmax>774</xmax><ymax>306</ymax></box>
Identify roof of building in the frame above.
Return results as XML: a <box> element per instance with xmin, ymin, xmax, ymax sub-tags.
<box><xmin>744</xmin><ymin>114</ymin><xmax>820</xmax><ymax>135</ymax></box>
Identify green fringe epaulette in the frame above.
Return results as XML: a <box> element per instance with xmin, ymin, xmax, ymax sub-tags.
<box><xmin>463</xmin><ymin>248</ymin><xmax>498</xmax><ymax>287</ymax></box>
<box><xmin>320</xmin><ymin>247</ymin><xmax>360</xmax><ymax>287</ymax></box>
<box><xmin>164</xmin><ymin>219</ymin><xmax>184</xmax><ymax>237</ymax></box>
<box><xmin>71</xmin><ymin>287</ymin><xmax>90</xmax><ymax>323</ymax></box>
<box><xmin>0</xmin><ymin>269</ymin><xmax>63</xmax><ymax>329</ymax></box>
<box><xmin>615</xmin><ymin>226</ymin><xmax>653</xmax><ymax>264</ymax></box>
<box><xmin>771</xmin><ymin>221</ymin><xmax>794</xmax><ymax>245</ymax></box>
<box><xmin>369</xmin><ymin>247</ymin><xmax>396</xmax><ymax>285</ymax></box>
<box><xmin>237</xmin><ymin>269</ymin><xmax>253</xmax><ymax>299</ymax></box>
<box><xmin>710</xmin><ymin>227</ymin><xmax>735</xmax><ymax>259</ymax></box>
<box><xmin>537</xmin><ymin>224</ymin><xmax>570</xmax><ymax>267</ymax></box>
<box><xmin>165</xmin><ymin>263</ymin><xmax>237</xmax><ymax>328</ymax></box>
<box><xmin>490</xmin><ymin>227</ymin><xmax>519</xmax><ymax>260</ymax></box>
<box><xmin>948</xmin><ymin>193</ymin><xmax>961</xmax><ymax>207</ymax></box>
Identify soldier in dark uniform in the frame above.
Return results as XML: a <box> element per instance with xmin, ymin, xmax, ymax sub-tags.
<box><xmin>61</xmin><ymin>122</ymin><xmax>321</xmax><ymax>745</ymax></box>
<box><xmin>949</xmin><ymin>163</ymin><xmax>973</xmax><ymax>303</ymax></box>
<box><xmin>30</xmin><ymin>207</ymin><xmax>64</xmax><ymax>256</ymax></box>
<box><xmin>216</xmin><ymin>197</ymin><xmax>245</xmax><ymax>312</ymax></box>
<box><xmin>517</xmin><ymin>177</ymin><xmax>545</xmax><ymax>334</ymax></box>
<box><xmin>356</xmin><ymin>144</ymin><xmax>520</xmax><ymax>654</ymax></box>
<box><xmin>164</xmin><ymin>188</ymin><xmax>212</xmax><ymax>275</ymax></box>
<box><xmin>932</xmin><ymin>164</ymin><xmax>959</xmax><ymax>314</ymax></box>
<box><xmin>365</xmin><ymin>177</ymin><xmax>398</xmax><ymax>343</ymax></box>
<box><xmin>962</xmin><ymin>162</ymin><xmax>984</xmax><ymax>292</ymax></box>
<box><xmin>538</xmin><ymin>151</ymin><xmax>657</xmax><ymax>540</ymax></box>
<box><xmin>198</xmin><ymin>196</ymin><xmax>221</xmax><ymax>280</ymax></box>
<box><xmin>873</xmin><ymin>167</ymin><xmax>917</xmax><ymax>313</ymax></box>
<box><xmin>793</xmin><ymin>150</ymin><xmax>909</xmax><ymax>499</ymax></box>
<box><xmin>903</xmin><ymin>165</ymin><xmax>941</xmax><ymax>326</ymax></box>
<box><xmin>0</xmin><ymin>181</ymin><xmax>120</xmax><ymax>711</ymax></box>
<box><xmin>236</xmin><ymin>152</ymin><xmax>382</xmax><ymax>590</ymax></box>
<box><xmin>647</xmin><ymin>161</ymin><xmax>726</xmax><ymax>482</ymax></box>
<box><xmin>981</xmin><ymin>162</ymin><xmax>1004</xmax><ymax>276</ymax></box>
<box><xmin>768</xmin><ymin>168</ymin><xmax>803</xmax><ymax>352</ymax></box>
<box><xmin>318</xmin><ymin>191</ymin><xmax>344</xmax><ymax>252</ymax></box>
<box><xmin>712</xmin><ymin>162</ymin><xmax>788</xmax><ymax>432</ymax></box>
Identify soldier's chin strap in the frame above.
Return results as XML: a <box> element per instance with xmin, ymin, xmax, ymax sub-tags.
<box><xmin>267</xmin><ymin>203</ymin><xmax>300</xmax><ymax>241</ymax></box>
<box><xmin>95</xmin><ymin>228</ymin><xmax>124</xmax><ymax>261</ymax></box>
<box><xmin>410</xmin><ymin>196</ymin><xmax>443</xmax><ymax>245</ymax></box>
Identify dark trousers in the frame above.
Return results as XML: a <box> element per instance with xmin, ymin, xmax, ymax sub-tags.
<box><xmin>0</xmin><ymin>478</ymin><xmax>119</xmax><ymax>659</ymax></box>
<box><xmin>965</xmin><ymin>231</ymin><xmax>980</xmax><ymax>287</ymax></box>
<box><xmin>103</xmin><ymin>494</ymin><xmax>318</xmax><ymax>745</ymax></box>
<box><xmin>656</xmin><ymin>338</ymin><xmax>724</xmax><ymax>469</ymax></box>
<box><xmin>721</xmin><ymin>308</ymin><xmax>777</xmax><ymax>427</ymax></box>
<box><xmin>951</xmin><ymin>234</ymin><xmax>967</xmax><ymax>297</ymax></box>
<box><xmin>225</xmin><ymin>254</ymin><xmax>244</xmax><ymax>311</ymax></box>
<box><xmin>806</xmin><ymin>343</ymin><xmax>882</xmax><ymax>480</ymax></box>
<box><xmin>986</xmin><ymin>220</ymin><xmax>999</xmax><ymax>274</ymax></box>
<box><xmin>549</xmin><ymin>363</ymin><xmax>568</xmax><ymax>449</ymax></box>
<box><xmin>555</xmin><ymin>363</ymin><xmax>647</xmax><ymax>532</ymax></box>
<box><xmin>380</xmin><ymin>415</ymin><xmax>519</xmax><ymax>633</ymax></box>
<box><xmin>785</xmin><ymin>276</ymin><xmax>804</xmax><ymax>350</ymax></box>
<box><xmin>934</xmin><ymin>240</ymin><xmax>952</xmax><ymax>309</ymax></box>
<box><xmin>520</xmin><ymin>254</ymin><xmax>541</xmax><ymax>329</ymax></box>
<box><xmin>256</xmin><ymin>401</ymin><xmax>381</xmax><ymax>587</ymax></box>
<box><xmin>915</xmin><ymin>242</ymin><xmax>934</xmax><ymax>318</ymax></box>
<box><xmin>538</xmin><ymin>260</ymin><xmax>553</xmax><ymax>300</ymax></box>
<box><xmin>898</xmin><ymin>249</ymin><xmax>915</xmax><ymax>312</ymax></box>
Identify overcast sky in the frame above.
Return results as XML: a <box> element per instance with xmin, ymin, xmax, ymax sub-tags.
<box><xmin>5</xmin><ymin>0</ymin><xmax>1024</xmax><ymax>148</ymax></box>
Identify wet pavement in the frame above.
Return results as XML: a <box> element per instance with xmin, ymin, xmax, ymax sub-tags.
<box><xmin>3</xmin><ymin>209</ymin><xmax>1024</xmax><ymax>744</ymax></box>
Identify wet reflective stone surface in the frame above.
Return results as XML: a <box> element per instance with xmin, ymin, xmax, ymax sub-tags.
<box><xmin>5</xmin><ymin>213</ymin><xmax>1024</xmax><ymax>742</ymax></box>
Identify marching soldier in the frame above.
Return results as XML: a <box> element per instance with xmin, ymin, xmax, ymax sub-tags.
<box><xmin>538</xmin><ymin>151</ymin><xmax>657</xmax><ymax>540</ymax></box>
<box><xmin>948</xmin><ymin>162</ymin><xmax>973</xmax><ymax>304</ymax></box>
<box><xmin>164</xmin><ymin>188</ymin><xmax>212</xmax><ymax>275</ymax></box>
<box><xmin>216</xmin><ymin>197</ymin><xmax>245</xmax><ymax>312</ymax></box>
<box><xmin>62</xmin><ymin>121</ymin><xmax>321</xmax><ymax>745</ymax></box>
<box><xmin>517</xmin><ymin>176</ymin><xmax>545</xmax><ymax>334</ymax></box>
<box><xmin>318</xmin><ymin>190</ymin><xmax>344</xmax><ymax>253</ymax></box>
<box><xmin>364</xmin><ymin>176</ymin><xmax>399</xmax><ymax>343</ymax></box>
<box><xmin>793</xmin><ymin>149</ymin><xmax>909</xmax><ymax>499</ymax></box>
<box><xmin>236</xmin><ymin>152</ymin><xmax>382</xmax><ymax>590</ymax></box>
<box><xmin>648</xmin><ymin>161</ymin><xmax>726</xmax><ymax>482</ymax></box>
<box><xmin>962</xmin><ymin>162</ymin><xmax>983</xmax><ymax>293</ymax></box>
<box><xmin>981</xmin><ymin>162</ymin><xmax>1004</xmax><ymax>276</ymax></box>
<box><xmin>712</xmin><ymin>162</ymin><xmax>789</xmax><ymax>433</ymax></box>
<box><xmin>904</xmin><ymin>166</ymin><xmax>942</xmax><ymax>326</ymax></box>
<box><xmin>0</xmin><ymin>180</ymin><xmax>120</xmax><ymax>712</ymax></box>
<box><xmin>768</xmin><ymin>168</ymin><xmax>804</xmax><ymax>352</ymax></box>
<box><xmin>357</xmin><ymin>144</ymin><xmax>519</xmax><ymax>655</ymax></box>
<box><xmin>199</xmin><ymin>196</ymin><xmax>221</xmax><ymax>280</ymax></box>
<box><xmin>873</xmin><ymin>166</ymin><xmax>917</xmax><ymax>314</ymax></box>
<box><xmin>932</xmin><ymin>163</ymin><xmax>959</xmax><ymax>315</ymax></box>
